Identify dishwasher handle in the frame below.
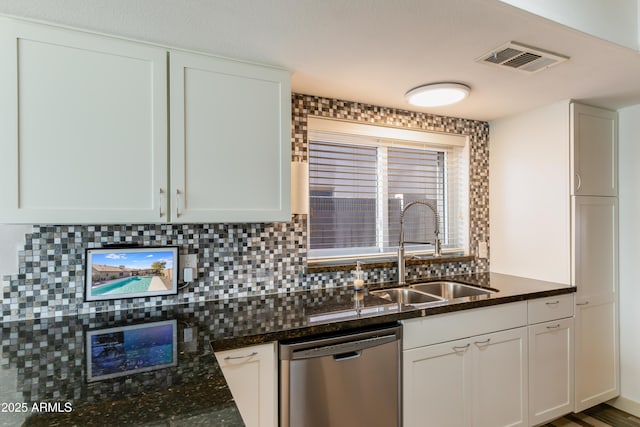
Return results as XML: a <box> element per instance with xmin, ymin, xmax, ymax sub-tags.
<box><xmin>334</xmin><ymin>351</ymin><xmax>362</xmax><ymax>361</ymax></box>
<box><xmin>286</xmin><ymin>333</ymin><xmax>398</xmax><ymax>361</ymax></box>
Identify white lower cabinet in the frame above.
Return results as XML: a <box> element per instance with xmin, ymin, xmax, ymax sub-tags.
<box><xmin>403</xmin><ymin>297</ymin><xmax>577</xmax><ymax>427</ymax></box>
<box><xmin>214</xmin><ymin>342</ymin><xmax>278</xmax><ymax>427</ymax></box>
<box><xmin>472</xmin><ymin>328</ymin><xmax>529</xmax><ymax>427</ymax></box>
<box><xmin>528</xmin><ymin>317</ymin><xmax>574</xmax><ymax>426</ymax></box>
<box><xmin>403</xmin><ymin>338</ymin><xmax>472</xmax><ymax>427</ymax></box>
<box><xmin>404</xmin><ymin>327</ymin><xmax>528</xmax><ymax>427</ymax></box>
<box><xmin>574</xmin><ymin>297</ymin><xmax>619</xmax><ymax>412</ymax></box>
<box><xmin>403</xmin><ymin>303</ymin><xmax>529</xmax><ymax>427</ymax></box>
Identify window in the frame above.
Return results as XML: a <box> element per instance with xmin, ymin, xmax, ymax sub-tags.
<box><xmin>307</xmin><ymin>119</ymin><xmax>468</xmax><ymax>260</ymax></box>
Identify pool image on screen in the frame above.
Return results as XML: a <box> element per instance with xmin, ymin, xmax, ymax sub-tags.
<box><xmin>86</xmin><ymin>320</ymin><xmax>178</xmax><ymax>382</ymax></box>
<box><xmin>85</xmin><ymin>246</ymin><xmax>178</xmax><ymax>301</ymax></box>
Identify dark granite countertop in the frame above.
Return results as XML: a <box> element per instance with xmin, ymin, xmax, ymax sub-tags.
<box><xmin>0</xmin><ymin>272</ymin><xmax>573</xmax><ymax>426</ymax></box>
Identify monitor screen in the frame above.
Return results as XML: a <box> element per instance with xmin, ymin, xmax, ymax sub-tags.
<box><xmin>85</xmin><ymin>246</ymin><xmax>179</xmax><ymax>301</ymax></box>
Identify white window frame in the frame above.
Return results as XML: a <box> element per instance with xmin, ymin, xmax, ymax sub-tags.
<box><xmin>307</xmin><ymin>116</ymin><xmax>469</xmax><ymax>262</ymax></box>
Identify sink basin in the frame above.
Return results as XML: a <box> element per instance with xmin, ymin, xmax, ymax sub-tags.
<box><xmin>410</xmin><ymin>281</ymin><xmax>495</xmax><ymax>300</ymax></box>
<box><xmin>371</xmin><ymin>288</ymin><xmax>444</xmax><ymax>306</ymax></box>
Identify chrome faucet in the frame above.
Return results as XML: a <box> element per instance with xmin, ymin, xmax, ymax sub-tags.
<box><xmin>397</xmin><ymin>200</ymin><xmax>441</xmax><ymax>285</ymax></box>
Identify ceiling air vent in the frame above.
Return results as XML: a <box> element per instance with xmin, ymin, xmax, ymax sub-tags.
<box><xmin>477</xmin><ymin>42</ymin><xmax>569</xmax><ymax>73</ymax></box>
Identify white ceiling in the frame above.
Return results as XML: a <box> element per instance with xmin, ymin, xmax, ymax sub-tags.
<box><xmin>2</xmin><ymin>0</ymin><xmax>640</xmax><ymax>121</ymax></box>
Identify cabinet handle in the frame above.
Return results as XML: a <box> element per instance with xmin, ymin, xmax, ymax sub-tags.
<box><xmin>474</xmin><ymin>338</ymin><xmax>491</xmax><ymax>346</ymax></box>
<box><xmin>224</xmin><ymin>351</ymin><xmax>258</xmax><ymax>360</ymax></box>
<box><xmin>575</xmin><ymin>173</ymin><xmax>582</xmax><ymax>192</ymax></box>
<box><xmin>546</xmin><ymin>324</ymin><xmax>561</xmax><ymax>329</ymax></box>
<box><xmin>176</xmin><ymin>189</ymin><xmax>182</xmax><ymax>217</ymax></box>
<box><xmin>545</xmin><ymin>300</ymin><xmax>560</xmax><ymax>306</ymax></box>
<box><xmin>576</xmin><ymin>301</ymin><xmax>589</xmax><ymax>306</ymax></box>
<box><xmin>452</xmin><ymin>343</ymin><xmax>470</xmax><ymax>352</ymax></box>
<box><xmin>159</xmin><ymin>188</ymin><xmax>165</xmax><ymax>218</ymax></box>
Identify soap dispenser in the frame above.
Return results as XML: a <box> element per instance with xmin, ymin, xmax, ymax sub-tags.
<box><xmin>353</xmin><ymin>261</ymin><xmax>365</xmax><ymax>291</ymax></box>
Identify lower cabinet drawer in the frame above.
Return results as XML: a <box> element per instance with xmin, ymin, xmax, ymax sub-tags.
<box><xmin>528</xmin><ymin>294</ymin><xmax>574</xmax><ymax>324</ymax></box>
<box><xmin>402</xmin><ymin>301</ymin><xmax>527</xmax><ymax>349</ymax></box>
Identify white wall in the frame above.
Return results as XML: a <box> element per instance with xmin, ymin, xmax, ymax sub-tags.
<box><xmin>0</xmin><ymin>224</ymin><xmax>30</xmax><ymax>279</ymax></box>
<box><xmin>499</xmin><ymin>0</ymin><xmax>639</xmax><ymax>50</ymax></box>
<box><xmin>489</xmin><ymin>100</ymin><xmax>571</xmax><ymax>284</ymax></box>
<box><xmin>611</xmin><ymin>104</ymin><xmax>640</xmax><ymax>415</ymax></box>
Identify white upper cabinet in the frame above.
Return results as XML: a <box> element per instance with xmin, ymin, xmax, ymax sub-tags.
<box><xmin>0</xmin><ymin>18</ymin><xmax>291</xmax><ymax>224</ymax></box>
<box><xmin>0</xmin><ymin>19</ymin><xmax>168</xmax><ymax>224</ymax></box>
<box><xmin>169</xmin><ymin>51</ymin><xmax>291</xmax><ymax>223</ymax></box>
<box><xmin>571</xmin><ymin>103</ymin><xmax>618</xmax><ymax>196</ymax></box>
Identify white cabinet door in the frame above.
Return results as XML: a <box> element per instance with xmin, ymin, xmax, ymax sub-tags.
<box><xmin>574</xmin><ymin>298</ymin><xmax>619</xmax><ymax>412</ymax></box>
<box><xmin>572</xmin><ymin>194</ymin><xmax>619</xmax><ymax>411</ymax></box>
<box><xmin>214</xmin><ymin>342</ymin><xmax>278</xmax><ymax>427</ymax></box>
<box><xmin>472</xmin><ymin>328</ymin><xmax>528</xmax><ymax>427</ymax></box>
<box><xmin>404</xmin><ymin>327</ymin><xmax>527</xmax><ymax>427</ymax></box>
<box><xmin>570</xmin><ymin>103</ymin><xmax>617</xmax><ymax>196</ymax></box>
<box><xmin>169</xmin><ymin>51</ymin><xmax>291</xmax><ymax>223</ymax></box>
<box><xmin>0</xmin><ymin>19</ymin><xmax>168</xmax><ymax>224</ymax></box>
<box><xmin>528</xmin><ymin>318</ymin><xmax>574</xmax><ymax>425</ymax></box>
<box><xmin>572</xmin><ymin>196</ymin><xmax>617</xmax><ymax>301</ymax></box>
<box><xmin>403</xmin><ymin>339</ymin><xmax>472</xmax><ymax>427</ymax></box>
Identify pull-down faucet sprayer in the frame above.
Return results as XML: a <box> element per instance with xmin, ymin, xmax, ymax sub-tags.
<box><xmin>397</xmin><ymin>200</ymin><xmax>441</xmax><ymax>285</ymax></box>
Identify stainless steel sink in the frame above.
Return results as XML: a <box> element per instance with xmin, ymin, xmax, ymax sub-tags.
<box><xmin>370</xmin><ymin>288</ymin><xmax>444</xmax><ymax>306</ymax></box>
<box><xmin>409</xmin><ymin>281</ymin><xmax>495</xmax><ymax>300</ymax></box>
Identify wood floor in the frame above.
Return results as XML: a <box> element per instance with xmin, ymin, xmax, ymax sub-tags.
<box><xmin>545</xmin><ymin>404</ymin><xmax>640</xmax><ymax>427</ymax></box>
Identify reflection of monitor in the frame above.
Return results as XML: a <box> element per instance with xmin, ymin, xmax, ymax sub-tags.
<box><xmin>85</xmin><ymin>246</ymin><xmax>179</xmax><ymax>301</ymax></box>
<box><xmin>86</xmin><ymin>320</ymin><xmax>178</xmax><ymax>382</ymax></box>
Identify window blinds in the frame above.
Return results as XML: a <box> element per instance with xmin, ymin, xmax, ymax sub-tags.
<box><xmin>308</xmin><ymin>131</ymin><xmax>468</xmax><ymax>259</ymax></box>
<box><xmin>308</xmin><ymin>142</ymin><xmax>377</xmax><ymax>251</ymax></box>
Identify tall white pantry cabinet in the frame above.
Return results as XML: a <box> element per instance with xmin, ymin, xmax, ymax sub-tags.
<box><xmin>571</xmin><ymin>104</ymin><xmax>619</xmax><ymax>412</ymax></box>
<box><xmin>0</xmin><ymin>18</ymin><xmax>291</xmax><ymax>224</ymax></box>
<box><xmin>490</xmin><ymin>101</ymin><xmax>619</xmax><ymax>414</ymax></box>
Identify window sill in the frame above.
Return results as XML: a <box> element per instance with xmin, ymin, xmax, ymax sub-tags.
<box><xmin>306</xmin><ymin>254</ymin><xmax>477</xmax><ymax>274</ymax></box>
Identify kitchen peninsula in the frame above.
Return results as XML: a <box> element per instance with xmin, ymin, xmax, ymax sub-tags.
<box><xmin>2</xmin><ymin>273</ymin><xmax>573</xmax><ymax>426</ymax></box>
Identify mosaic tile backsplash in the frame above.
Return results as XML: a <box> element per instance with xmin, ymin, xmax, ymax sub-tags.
<box><xmin>2</xmin><ymin>93</ymin><xmax>490</xmax><ymax>321</ymax></box>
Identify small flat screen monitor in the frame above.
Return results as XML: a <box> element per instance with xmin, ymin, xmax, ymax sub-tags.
<box><xmin>85</xmin><ymin>246</ymin><xmax>179</xmax><ymax>301</ymax></box>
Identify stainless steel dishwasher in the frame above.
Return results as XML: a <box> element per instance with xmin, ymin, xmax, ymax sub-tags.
<box><xmin>279</xmin><ymin>324</ymin><xmax>402</xmax><ymax>427</ymax></box>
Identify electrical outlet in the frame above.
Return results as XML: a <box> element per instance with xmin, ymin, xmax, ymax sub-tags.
<box><xmin>183</xmin><ymin>267</ymin><xmax>194</xmax><ymax>282</ymax></box>
<box><xmin>478</xmin><ymin>241</ymin><xmax>488</xmax><ymax>259</ymax></box>
<box><xmin>179</xmin><ymin>254</ymin><xmax>198</xmax><ymax>282</ymax></box>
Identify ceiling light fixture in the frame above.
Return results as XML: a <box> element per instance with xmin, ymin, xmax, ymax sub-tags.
<box><xmin>405</xmin><ymin>82</ymin><xmax>470</xmax><ymax>107</ymax></box>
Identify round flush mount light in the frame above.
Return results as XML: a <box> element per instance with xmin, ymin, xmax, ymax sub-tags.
<box><xmin>404</xmin><ymin>82</ymin><xmax>471</xmax><ymax>107</ymax></box>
